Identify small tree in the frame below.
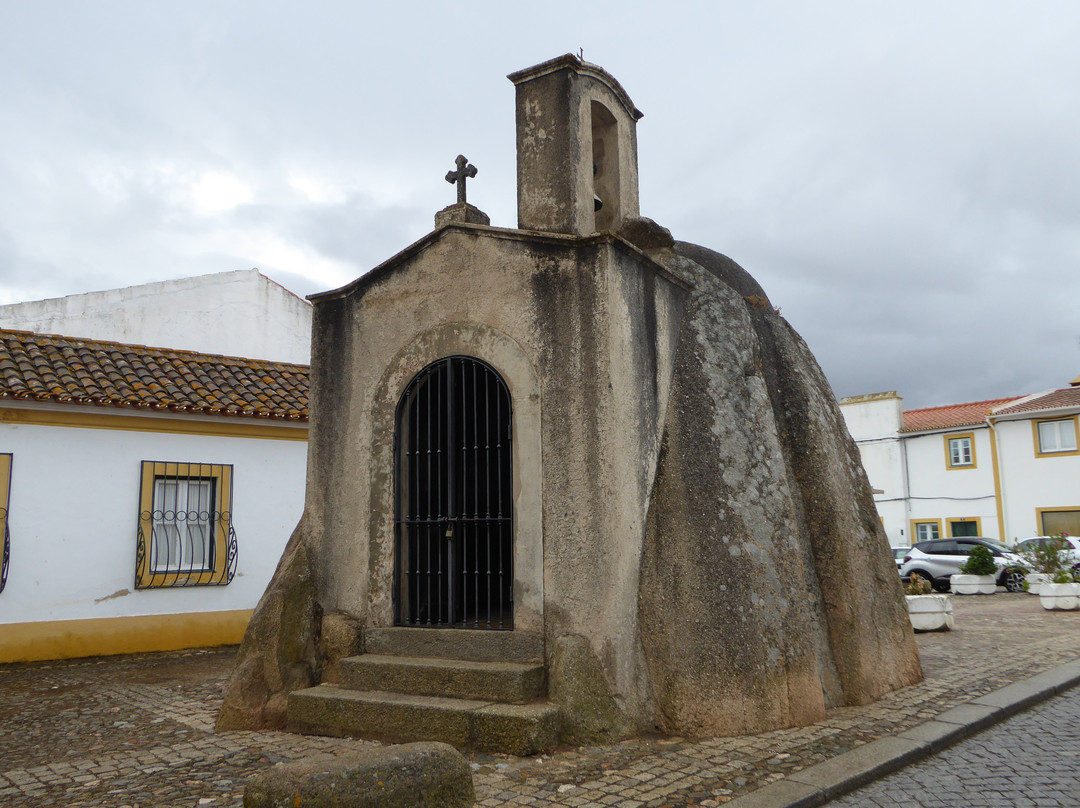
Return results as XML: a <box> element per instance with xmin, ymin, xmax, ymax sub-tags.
<box><xmin>958</xmin><ymin>544</ymin><xmax>997</xmax><ymax>576</ymax></box>
<box><xmin>1019</xmin><ymin>536</ymin><xmax>1068</xmax><ymax>576</ymax></box>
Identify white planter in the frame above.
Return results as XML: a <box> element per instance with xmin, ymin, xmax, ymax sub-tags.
<box><xmin>1026</xmin><ymin>573</ymin><xmax>1051</xmax><ymax>595</ymax></box>
<box><xmin>1039</xmin><ymin>582</ymin><xmax>1080</xmax><ymax>611</ymax></box>
<box><xmin>950</xmin><ymin>574</ymin><xmax>996</xmax><ymax>595</ymax></box>
<box><xmin>906</xmin><ymin>594</ymin><xmax>954</xmax><ymax>632</ymax></box>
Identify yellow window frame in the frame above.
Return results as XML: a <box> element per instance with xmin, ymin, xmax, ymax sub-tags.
<box><xmin>0</xmin><ymin>453</ymin><xmax>10</xmax><ymax>594</ymax></box>
<box><xmin>135</xmin><ymin>461</ymin><xmax>233</xmax><ymax>589</ymax></box>
<box><xmin>910</xmin><ymin>519</ymin><xmax>943</xmax><ymax>542</ymax></box>
<box><xmin>946</xmin><ymin>516</ymin><xmax>983</xmax><ymax>538</ymax></box>
<box><xmin>1037</xmin><ymin>507</ymin><xmax>1080</xmax><ymax>537</ymax></box>
<box><xmin>944</xmin><ymin>432</ymin><xmax>977</xmax><ymax>469</ymax></box>
<box><xmin>1032</xmin><ymin>416</ymin><xmax>1080</xmax><ymax>458</ymax></box>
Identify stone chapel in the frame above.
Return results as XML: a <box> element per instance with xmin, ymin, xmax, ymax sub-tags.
<box><xmin>218</xmin><ymin>54</ymin><xmax>922</xmax><ymax>755</ymax></box>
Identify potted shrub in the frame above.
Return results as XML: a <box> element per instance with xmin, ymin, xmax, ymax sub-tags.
<box><xmin>1019</xmin><ymin>536</ymin><xmax>1067</xmax><ymax>595</ymax></box>
<box><xmin>1039</xmin><ymin>567</ymin><xmax>1080</xmax><ymax>611</ymax></box>
<box><xmin>904</xmin><ymin>573</ymin><xmax>953</xmax><ymax>632</ymax></box>
<box><xmin>951</xmin><ymin>544</ymin><xmax>998</xmax><ymax>594</ymax></box>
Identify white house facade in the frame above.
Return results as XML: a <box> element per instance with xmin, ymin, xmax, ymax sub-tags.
<box><xmin>0</xmin><ymin>329</ymin><xmax>309</xmax><ymax>663</ymax></box>
<box><xmin>841</xmin><ymin>377</ymin><xmax>1080</xmax><ymax>547</ymax></box>
<box><xmin>0</xmin><ymin>269</ymin><xmax>312</xmax><ymax>364</ymax></box>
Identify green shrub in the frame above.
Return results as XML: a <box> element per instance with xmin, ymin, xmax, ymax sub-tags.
<box><xmin>958</xmin><ymin>544</ymin><xmax>997</xmax><ymax>576</ymax></box>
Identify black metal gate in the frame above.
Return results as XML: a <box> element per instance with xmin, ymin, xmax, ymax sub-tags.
<box><xmin>394</xmin><ymin>356</ymin><xmax>513</xmax><ymax>629</ymax></box>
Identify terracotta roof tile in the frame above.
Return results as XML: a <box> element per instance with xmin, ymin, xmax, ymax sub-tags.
<box><xmin>992</xmin><ymin>387</ymin><xmax>1080</xmax><ymax>416</ymax></box>
<box><xmin>0</xmin><ymin>329</ymin><xmax>308</xmax><ymax>421</ymax></box>
<box><xmin>900</xmin><ymin>397</ymin><xmax>1024</xmax><ymax>433</ymax></box>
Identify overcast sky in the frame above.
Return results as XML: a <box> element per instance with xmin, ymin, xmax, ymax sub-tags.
<box><xmin>2</xmin><ymin>1</ymin><xmax>1078</xmax><ymax>409</ymax></box>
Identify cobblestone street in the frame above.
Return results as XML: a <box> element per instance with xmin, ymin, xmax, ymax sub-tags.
<box><xmin>826</xmin><ymin>681</ymin><xmax>1080</xmax><ymax>806</ymax></box>
<box><xmin>3</xmin><ymin>594</ymin><xmax>1079</xmax><ymax>807</ymax></box>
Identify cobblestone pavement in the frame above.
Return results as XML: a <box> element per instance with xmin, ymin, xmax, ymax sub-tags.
<box><xmin>2</xmin><ymin>594</ymin><xmax>1079</xmax><ymax>807</ymax></box>
<box><xmin>826</xmin><ymin>682</ymin><xmax>1080</xmax><ymax>806</ymax></box>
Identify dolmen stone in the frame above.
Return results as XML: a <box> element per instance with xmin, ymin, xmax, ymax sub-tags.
<box><xmin>243</xmin><ymin>742</ymin><xmax>474</xmax><ymax>808</ymax></box>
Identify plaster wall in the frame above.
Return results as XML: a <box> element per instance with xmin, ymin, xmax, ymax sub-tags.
<box><xmin>304</xmin><ymin>225</ymin><xmax>687</xmax><ymax>726</ymax></box>
<box><xmin>902</xmin><ymin>428</ymin><xmax>999</xmax><ymax>537</ymax></box>
<box><xmin>0</xmin><ymin>406</ymin><xmax>306</xmax><ymax>625</ymax></box>
<box><xmin>513</xmin><ymin>61</ymin><xmax>640</xmax><ymax>236</ymax></box>
<box><xmin>839</xmin><ymin>396</ymin><xmax>909</xmax><ymax>545</ymax></box>
<box><xmin>993</xmin><ymin>415</ymin><xmax>1080</xmax><ymax>540</ymax></box>
<box><xmin>0</xmin><ymin>270</ymin><xmax>312</xmax><ymax>363</ymax></box>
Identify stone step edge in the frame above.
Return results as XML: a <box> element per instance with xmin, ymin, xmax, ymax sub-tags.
<box><xmin>338</xmin><ymin>655</ymin><xmax>547</xmax><ymax>703</ymax></box>
<box><xmin>341</xmin><ymin>654</ymin><xmax>545</xmax><ymax>674</ymax></box>
<box><xmin>363</xmin><ymin>627</ymin><xmax>543</xmax><ymax>663</ymax></box>
<box><xmin>287</xmin><ymin>685</ymin><xmax>562</xmax><ymax>756</ymax></box>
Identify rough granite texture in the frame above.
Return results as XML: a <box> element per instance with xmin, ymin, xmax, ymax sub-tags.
<box><xmin>242</xmin><ymin>742</ymin><xmax>474</xmax><ymax>808</ymax></box>
<box><xmin>217</xmin><ymin>217</ymin><xmax>921</xmax><ymax>744</ymax></box>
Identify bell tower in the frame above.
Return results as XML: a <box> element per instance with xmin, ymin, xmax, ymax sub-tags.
<box><xmin>508</xmin><ymin>54</ymin><xmax>643</xmax><ymax>236</ymax></box>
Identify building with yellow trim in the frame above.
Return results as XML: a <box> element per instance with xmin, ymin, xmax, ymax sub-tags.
<box><xmin>840</xmin><ymin>380</ymin><xmax>1080</xmax><ymax>547</ymax></box>
<box><xmin>0</xmin><ymin>328</ymin><xmax>309</xmax><ymax>663</ymax></box>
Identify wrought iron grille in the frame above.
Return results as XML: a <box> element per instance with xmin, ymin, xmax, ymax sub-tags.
<box><xmin>394</xmin><ymin>356</ymin><xmax>513</xmax><ymax>629</ymax></box>
<box><xmin>0</xmin><ymin>509</ymin><xmax>8</xmax><ymax>595</ymax></box>
<box><xmin>135</xmin><ymin>462</ymin><xmax>238</xmax><ymax>589</ymax></box>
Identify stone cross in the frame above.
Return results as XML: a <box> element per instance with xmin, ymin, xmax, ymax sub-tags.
<box><xmin>445</xmin><ymin>155</ymin><xmax>477</xmax><ymax>206</ymax></box>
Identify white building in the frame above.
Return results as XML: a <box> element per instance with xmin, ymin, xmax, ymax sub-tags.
<box><xmin>0</xmin><ymin>328</ymin><xmax>308</xmax><ymax>663</ymax></box>
<box><xmin>0</xmin><ymin>269</ymin><xmax>312</xmax><ymax>364</ymax></box>
<box><xmin>841</xmin><ymin>378</ymin><xmax>1080</xmax><ymax>547</ymax></box>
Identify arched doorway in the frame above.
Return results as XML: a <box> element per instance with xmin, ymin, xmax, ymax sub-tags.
<box><xmin>394</xmin><ymin>356</ymin><xmax>513</xmax><ymax>629</ymax></box>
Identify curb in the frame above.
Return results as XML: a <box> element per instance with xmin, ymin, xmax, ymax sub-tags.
<box><xmin>723</xmin><ymin>657</ymin><xmax>1080</xmax><ymax>808</ymax></box>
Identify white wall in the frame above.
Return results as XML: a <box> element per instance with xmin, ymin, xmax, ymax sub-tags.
<box><xmin>902</xmin><ymin>428</ymin><xmax>999</xmax><ymax>540</ymax></box>
<box><xmin>0</xmin><ymin>408</ymin><xmax>306</xmax><ymax>624</ymax></box>
<box><xmin>993</xmin><ymin>415</ymin><xmax>1080</xmax><ymax>541</ymax></box>
<box><xmin>0</xmin><ymin>269</ymin><xmax>312</xmax><ymax>364</ymax></box>
<box><xmin>840</xmin><ymin>393</ymin><xmax>909</xmax><ymax>545</ymax></box>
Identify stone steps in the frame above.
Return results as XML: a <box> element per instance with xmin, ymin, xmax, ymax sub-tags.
<box><xmin>285</xmin><ymin>628</ymin><xmax>561</xmax><ymax>755</ymax></box>
<box><xmin>364</xmin><ymin>627</ymin><xmax>544</xmax><ymax>663</ymax></box>
<box><xmin>340</xmin><ymin>654</ymin><xmax>546</xmax><ymax>704</ymax></box>
<box><xmin>287</xmin><ymin>686</ymin><xmax>561</xmax><ymax>756</ymax></box>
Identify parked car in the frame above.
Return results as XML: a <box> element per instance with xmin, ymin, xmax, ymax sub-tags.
<box><xmin>899</xmin><ymin>538</ymin><xmax>1029</xmax><ymax>593</ymax></box>
<box><xmin>891</xmin><ymin>547</ymin><xmax>909</xmax><ymax>571</ymax></box>
<box><xmin>1014</xmin><ymin>536</ymin><xmax>1080</xmax><ymax>570</ymax></box>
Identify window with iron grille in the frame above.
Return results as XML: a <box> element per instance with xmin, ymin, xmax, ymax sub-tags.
<box><xmin>135</xmin><ymin>461</ymin><xmax>237</xmax><ymax>588</ymax></box>
<box><xmin>0</xmin><ymin>453</ymin><xmax>10</xmax><ymax>595</ymax></box>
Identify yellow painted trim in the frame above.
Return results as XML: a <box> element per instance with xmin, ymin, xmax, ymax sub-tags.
<box><xmin>136</xmin><ymin>462</ymin><xmax>233</xmax><ymax>588</ymax></box>
<box><xmin>944</xmin><ymin>431</ymin><xmax>977</xmax><ymax>469</ymax></box>
<box><xmin>0</xmin><ymin>453</ymin><xmax>9</xmax><ymax>574</ymax></box>
<box><xmin>988</xmin><ymin>425</ymin><xmax>1006</xmax><ymax>540</ymax></box>
<box><xmin>1032</xmin><ymin>416</ymin><xmax>1080</xmax><ymax>458</ymax></box>
<box><xmin>0</xmin><ymin>609</ymin><xmax>252</xmax><ymax>664</ymax></box>
<box><xmin>0</xmin><ymin>406</ymin><xmax>307</xmax><ymax>441</ymax></box>
<box><xmin>946</xmin><ymin>516</ymin><xmax>983</xmax><ymax>537</ymax></box>
<box><xmin>1037</xmin><ymin>507</ymin><xmax>1080</xmax><ymax>536</ymax></box>
<box><xmin>910</xmin><ymin>518</ymin><xmax>943</xmax><ymax>541</ymax></box>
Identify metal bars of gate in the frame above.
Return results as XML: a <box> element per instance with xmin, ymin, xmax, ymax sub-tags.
<box><xmin>394</xmin><ymin>356</ymin><xmax>513</xmax><ymax>630</ymax></box>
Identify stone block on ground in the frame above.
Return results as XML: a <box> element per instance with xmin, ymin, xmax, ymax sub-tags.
<box><xmin>243</xmin><ymin>742</ymin><xmax>474</xmax><ymax>808</ymax></box>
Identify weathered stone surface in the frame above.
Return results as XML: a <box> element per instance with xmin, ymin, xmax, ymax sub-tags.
<box><xmin>219</xmin><ymin>54</ymin><xmax>921</xmax><ymax>747</ymax></box>
<box><xmin>549</xmin><ymin>634</ymin><xmax>631</xmax><ymax>745</ymax></box>
<box><xmin>242</xmin><ymin>743</ymin><xmax>474</xmax><ymax>808</ymax></box>
<box><xmin>216</xmin><ymin>518</ymin><xmax>322</xmax><ymax>730</ymax></box>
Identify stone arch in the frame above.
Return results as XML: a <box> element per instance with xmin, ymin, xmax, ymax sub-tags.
<box><xmin>368</xmin><ymin>322</ymin><xmax>543</xmax><ymax>633</ymax></box>
<box><xmin>591</xmin><ymin>100</ymin><xmax>621</xmax><ymax>231</ymax></box>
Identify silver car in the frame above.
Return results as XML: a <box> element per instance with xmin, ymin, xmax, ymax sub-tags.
<box><xmin>1015</xmin><ymin>536</ymin><xmax>1080</xmax><ymax>570</ymax></box>
<box><xmin>898</xmin><ymin>538</ymin><xmax>1028</xmax><ymax>593</ymax></box>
